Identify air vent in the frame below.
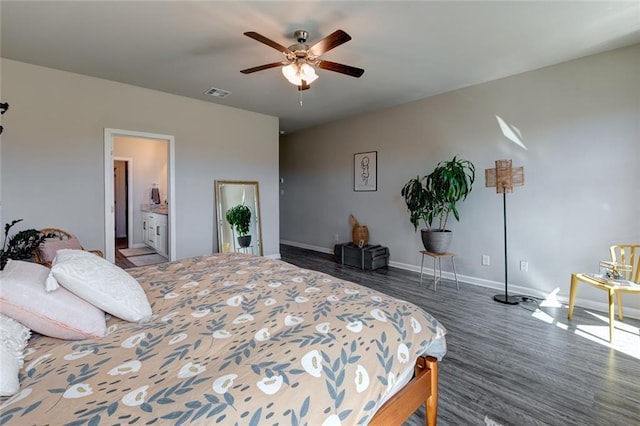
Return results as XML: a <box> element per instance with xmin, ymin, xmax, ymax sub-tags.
<box><xmin>205</xmin><ymin>87</ymin><xmax>231</xmax><ymax>98</ymax></box>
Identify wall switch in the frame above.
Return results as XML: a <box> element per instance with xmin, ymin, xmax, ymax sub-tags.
<box><xmin>334</xmin><ymin>234</ymin><xmax>340</xmax><ymax>242</ymax></box>
<box><xmin>520</xmin><ymin>261</ymin><xmax>528</xmax><ymax>272</ymax></box>
<box><xmin>482</xmin><ymin>255</ymin><xmax>490</xmax><ymax>266</ymax></box>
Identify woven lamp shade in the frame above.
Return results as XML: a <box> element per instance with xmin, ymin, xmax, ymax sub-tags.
<box><xmin>485</xmin><ymin>159</ymin><xmax>524</xmax><ymax>193</ymax></box>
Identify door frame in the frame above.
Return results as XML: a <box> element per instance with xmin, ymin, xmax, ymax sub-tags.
<box><xmin>113</xmin><ymin>157</ymin><xmax>134</xmax><ymax>247</ymax></box>
<box><xmin>104</xmin><ymin>128</ymin><xmax>176</xmax><ymax>263</ymax></box>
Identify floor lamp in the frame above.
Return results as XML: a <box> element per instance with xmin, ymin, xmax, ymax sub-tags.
<box><xmin>485</xmin><ymin>160</ymin><xmax>524</xmax><ymax>305</ymax></box>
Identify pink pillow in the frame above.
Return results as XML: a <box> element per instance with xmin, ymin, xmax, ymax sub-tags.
<box><xmin>38</xmin><ymin>237</ymin><xmax>82</xmax><ymax>264</ymax></box>
<box><xmin>0</xmin><ymin>260</ymin><xmax>106</xmax><ymax>340</ymax></box>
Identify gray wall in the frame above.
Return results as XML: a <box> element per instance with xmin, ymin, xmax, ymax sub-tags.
<box><xmin>280</xmin><ymin>44</ymin><xmax>640</xmax><ymax>316</ymax></box>
<box><xmin>1</xmin><ymin>59</ymin><xmax>280</xmax><ymax>258</ymax></box>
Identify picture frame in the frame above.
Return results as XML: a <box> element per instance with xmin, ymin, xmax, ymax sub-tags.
<box><xmin>354</xmin><ymin>151</ymin><xmax>377</xmax><ymax>191</ymax></box>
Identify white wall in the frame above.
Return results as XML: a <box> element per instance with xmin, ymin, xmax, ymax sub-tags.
<box><xmin>280</xmin><ymin>44</ymin><xmax>640</xmax><ymax>315</ymax></box>
<box><xmin>1</xmin><ymin>59</ymin><xmax>280</xmax><ymax>258</ymax></box>
<box><xmin>114</xmin><ymin>136</ymin><xmax>168</xmax><ymax>246</ymax></box>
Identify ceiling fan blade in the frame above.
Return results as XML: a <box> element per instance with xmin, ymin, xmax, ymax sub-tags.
<box><xmin>244</xmin><ymin>32</ymin><xmax>292</xmax><ymax>55</ymax></box>
<box><xmin>240</xmin><ymin>62</ymin><xmax>286</xmax><ymax>74</ymax></box>
<box><xmin>308</xmin><ymin>30</ymin><xmax>352</xmax><ymax>56</ymax></box>
<box><xmin>317</xmin><ymin>60</ymin><xmax>365</xmax><ymax>78</ymax></box>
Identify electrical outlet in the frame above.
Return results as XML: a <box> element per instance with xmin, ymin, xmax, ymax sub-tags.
<box><xmin>334</xmin><ymin>234</ymin><xmax>340</xmax><ymax>242</ymax></box>
<box><xmin>520</xmin><ymin>261</ymin><xmax>528</xmax><ymax>272</ymax></box>
<box><xmin>482</xmin><ymin>255</ymin><xmax>490</xmax><ymax>266</ymax></box>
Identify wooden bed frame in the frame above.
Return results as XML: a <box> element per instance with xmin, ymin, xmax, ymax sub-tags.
<box><xmin>370</xmin><ymin>356</ymin><xmax>439</xmax><ymax>426</ymax></box>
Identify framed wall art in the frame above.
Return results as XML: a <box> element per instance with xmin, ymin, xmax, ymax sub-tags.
<box><xmin>354</xmin><ymin>151</ymin><xmax>377</xmax><ymax>191</ymax></box>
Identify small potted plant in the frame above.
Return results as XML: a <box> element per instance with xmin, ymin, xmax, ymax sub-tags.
<box><xmin>401</xmin><ymin>156</ymin><xmax>475</xmax><ymax>253</ymax></box>
<box><xmin>0</xmin><ymin>219</ymin><xmax>49</xmax><ymax>270</ymax></box>
<box><xmin>225</xmin><ymin>204</ymin><xmax>252</xmax><ymax>248</ymax></box>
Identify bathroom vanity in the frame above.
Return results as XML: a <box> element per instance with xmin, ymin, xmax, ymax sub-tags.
<box><xmin>142</xmin><ymin>207</ymin><xmax>168</xmax><ymax>257</ymax></box>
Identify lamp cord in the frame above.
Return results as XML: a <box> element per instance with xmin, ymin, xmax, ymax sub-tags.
<box><xmin>513</xmin><ymin>295</ymin><xmax>542</xmax><ymax>312</ymax></box>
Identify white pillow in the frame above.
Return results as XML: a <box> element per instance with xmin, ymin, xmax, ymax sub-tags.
<box><xmin>51</xmin><ymin>249</ymin><xmax>152</xmax><ymax>322</ymax></box>
<box><xmin>0</xmin><ymin>313</ymin><xmax>31</xmax><ymax>396</ymax></box>
<box><xmin>0</xmin><ymin>260</ymin><xmax>106</xmax><ymax>340</ymax></box>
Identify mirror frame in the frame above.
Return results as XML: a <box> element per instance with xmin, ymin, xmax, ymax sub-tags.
<box><xmin>214</xmin><ymin>180</ymin><xmax>263</xmax><ymax>256</ymax></box>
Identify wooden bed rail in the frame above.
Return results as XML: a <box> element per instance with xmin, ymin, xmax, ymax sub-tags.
<box><xmin>369</xmin><ymin>356</ymin><xmax>439</xmax><ymax>426</ymax></box>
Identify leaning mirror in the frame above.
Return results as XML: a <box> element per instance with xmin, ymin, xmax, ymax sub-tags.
<box><xmin>215</xmin><ymin>180</ymin><xmax>263</xmax><ymax>256</ymax></box>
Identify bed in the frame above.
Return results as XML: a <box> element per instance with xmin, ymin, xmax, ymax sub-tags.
<box><xmin>0</xmin><ymin>252</ymin><xmax>446</xmax><ymax>425</ymax></box>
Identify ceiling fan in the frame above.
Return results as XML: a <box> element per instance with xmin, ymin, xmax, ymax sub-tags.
<box><xmin>240</xmin><ymin>29</ymin><xmax>364</xmax><ymax>91</ymax></box>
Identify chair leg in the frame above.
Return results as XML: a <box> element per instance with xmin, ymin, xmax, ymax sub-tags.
<box><xmin>433</xmin><ymin>257</ymin><xmax>437</xmax><ymax>291</ymax></box>
<box><xmin>568</xmin><ymin>274</ymin><xmax>578</xmax><ymax>320</ymax></box>
<box><xmin>452</xmin><ymin>256</ymin><xmax>459</xmax><ymax>290</ymax></box>
<box><xmin>608</xmin><ymin>289</ymin><xmax>615</xmax><ymax>343</ymax></box>
<box><xmin>616</xmin><ymin>292</ymin><xmax>623</xmax><ymax>321</ymax></box>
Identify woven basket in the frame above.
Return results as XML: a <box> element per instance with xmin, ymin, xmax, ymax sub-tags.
<box><xmin>352</xmin><ymin>225</ymin><xmax>369</xmax><ymax>246</ymax></box>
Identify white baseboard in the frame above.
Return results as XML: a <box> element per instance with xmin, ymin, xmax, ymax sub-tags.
<box><xmin>282</xmin><ymin>240</ymin><xmax>640</xmax><ymax>320</ymax></box>
<box><xmin>265</xmin><ymin>253</ymin><xmax>281</xmax><ymax>260</ymax></box>
<box><xmin>281</xmin><ymin>240</ymin><xmax>334</xmax><ymax>255</ymax></box>
<box><xmin>390</xmin><ymin>261</ymin><xmax>640</xmax><ymax>320</ymax></box>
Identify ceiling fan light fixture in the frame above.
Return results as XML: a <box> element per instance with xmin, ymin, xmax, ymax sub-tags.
<box><xmin>281</xmin><ymin>64</ymin><xmax>299</xmax><ymax>84</ymax></box>
<box><xmin>282</xmin><ymin>62</ymin><xmax>318</xmax><ymax>86</ymax></box>
<box><xmin>243</xmin><ymin>29</ymin><xmax>363</xmax><ymax>92</ymax></box>
<box><xmin>300</xmin><ymin>63</ymin><xmax>318</xmax><ymax>83</ymax></box>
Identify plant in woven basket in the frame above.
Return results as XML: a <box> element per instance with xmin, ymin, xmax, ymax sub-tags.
<box><xmin>0</xmin><ymin>219</ymin><xmax>49</xmax><ymax>270</ymax></box>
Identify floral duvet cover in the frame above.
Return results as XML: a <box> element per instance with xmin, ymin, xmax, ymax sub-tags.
<box><xmin>1</xmin><ymin>253</ymin><xmax>446</xmax><ymax>425</ymax></box>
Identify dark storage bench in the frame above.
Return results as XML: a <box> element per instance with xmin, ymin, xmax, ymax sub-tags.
<box><xmin>334</xmin><ymin>243</ymin><xmax>390</xmax><ymax>270</ymax></box>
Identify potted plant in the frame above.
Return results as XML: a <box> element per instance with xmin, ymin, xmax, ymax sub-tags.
<box><xmin>401</xmin><ymin>156</ymin><xmax>475</xmax><ymax>253</ymax></box>
<box><xmin>225</xmin><ymin>204</ymin><xmax>252</xmax><ymax>248</ymax></box>
<box><xmin>0</xmin><ymin>219</ymin><xmax>49</xmax><ymax>270</ymax></box>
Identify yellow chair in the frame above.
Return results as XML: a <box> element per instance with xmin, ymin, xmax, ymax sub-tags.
<box><xmin>34</xmin><ymin>228</ymin><xmax>104</xmax><ymax>267</ymax></box>
<box><xmin>568</xmin><ymin>244</ymin><xmax>640</xmax><ymax>342</ymax></box>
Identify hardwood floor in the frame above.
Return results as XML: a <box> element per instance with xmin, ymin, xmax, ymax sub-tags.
<box><xmin>114</xmin><ymin>237</ymin><xmax>136</xmax><ymax>269</ymax></box>
<box><xmin>279</xmin><ymin>244</ymin><xmax>640</xmax><ymax>426</ymax></box>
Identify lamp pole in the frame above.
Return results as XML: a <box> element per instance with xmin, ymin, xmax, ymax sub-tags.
<box><xmin>485</xmin><ymin>160</ymin><xmax>523</xmax><ymax>305</ymax></box>
<box><xmin>494</xmin><ymin>191</ymin><xmax>518</xmax><ymax>304</ymax></box>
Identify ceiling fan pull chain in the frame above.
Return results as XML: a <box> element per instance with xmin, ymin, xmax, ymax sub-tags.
<box><xmin>299</xmin><ymin>90</ymin><xmax>303</xmax><ymax>107</ymax></box>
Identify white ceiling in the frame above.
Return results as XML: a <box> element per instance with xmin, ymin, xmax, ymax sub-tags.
<box><xmin>2</xmin><ymin>1</ymin><xmax>639</xmax><ymax>133</ymax></box>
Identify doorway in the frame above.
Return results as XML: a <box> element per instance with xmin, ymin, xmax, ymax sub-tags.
<box><xmin>114</xmin><ymin>158</ymin><xmax>134</xmax><ymax>262</ymax></box>
<box><xmin>114</xmin><ymin>159</ymin><xmax>129</xmax><ymax>240</ymax></box>
<box><xmin>104</xmin><ymin>128</ymin><xmax>176</xmax><ymax>264</ymax></box>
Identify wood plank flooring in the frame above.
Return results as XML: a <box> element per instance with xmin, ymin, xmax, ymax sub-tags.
<box><xmin>115</xmin><ymin>238</ymin><xmax>136</xmax><ymax>269</ymax></box>
<box><xmin>279</xmin><ymin>244</ymin><xmax>640</xmax><ymax>426</ymax></box>
<box><xmin>115</xmin><ymin>238</ymin><xmax>167</xmax><ymax>269</ymax></box>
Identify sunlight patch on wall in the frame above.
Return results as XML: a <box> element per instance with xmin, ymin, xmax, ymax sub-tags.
<box><xmin>496</xmin><ymin>116</ymin><xmax>528</xmax><ymax>150</ymax></box>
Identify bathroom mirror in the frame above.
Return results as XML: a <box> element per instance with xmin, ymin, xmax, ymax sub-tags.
<box><xmin>215</xmin><ymin>180</ymin><xmax>263</xmax><ymax>256</ymax></box>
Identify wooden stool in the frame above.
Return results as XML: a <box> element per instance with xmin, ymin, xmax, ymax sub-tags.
<box><xmin>420</xmin><ymin>251</ymin><xmax>459</xmax><ymax>290</ymax></box>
